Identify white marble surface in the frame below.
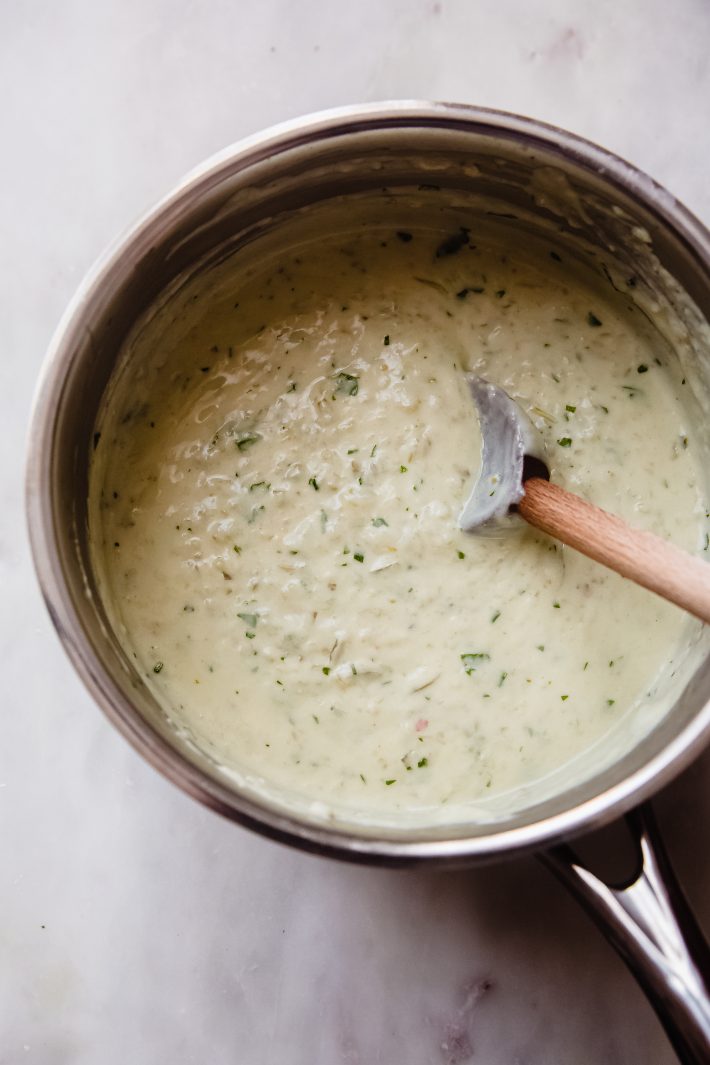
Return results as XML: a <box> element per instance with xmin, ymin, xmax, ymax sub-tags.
<box><xmin>2</xmin><ymin>2</ymin><xmax>710</xmax><ymax>1062</ymax></box>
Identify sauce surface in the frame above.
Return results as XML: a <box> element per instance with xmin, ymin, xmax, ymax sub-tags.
<box><xmin>92</xmin><ymin>215</ymin><xmax>706</xmax><ymax>825</ymax></box>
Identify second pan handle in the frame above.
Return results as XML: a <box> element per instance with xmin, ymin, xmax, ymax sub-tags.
<box><xmin>540</xmin><ymin>804</ymin><xmax>710</xmax><ymax>1064</ymax></box>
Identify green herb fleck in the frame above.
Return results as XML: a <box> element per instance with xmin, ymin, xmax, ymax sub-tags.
<box><xmin>607</xmin><ymin>698</ymin><xmax>615</xmax><ymax>706</ymax></box>
<box><xmin>491</xmin><ymin>610</ymin><xmax>501</xmax><ymax>624</ymax></box>
<box><xmin>565</xmin><ymin>404</ymin><xmax>576</xmax><ymax>413</ymax></box>
<box><xmin>553</xmin><ymin>601</ymin><xmax>561</xmax><ymax>609</ymax></box>
<box><xmin>461</xmin><ymin>652</ymin><xmax>490</xmax><ymax>675</ymax></box>
<box><xmin>236</xmin><ymin>432</ymin><xmax>261</xmax><ymax>451</ymax></box>
<box><xmin>417</xmin><ymin>757</ymin><xmax>428</xmax><ymax>768</ymax></box>
<box><xmin>400</xmin><ymin>465</ymin><xmax>408</xmax><ymax>473</ymax></box>
<box><xmin>495</xmin><ymin>289</ymin><xmax>506</xmax><ymax>298</ymax></box>
<box><xmin>637</xmin><ymin>364</ymin><xmax>648</xmax><ymax>374</ymax></box>
<box><xmin>457</xmin><ymin>550</ymin><xmax>465</xmax><ymax>559</ymax></box>
<box><xmin>498</xmin><ymin>671</ymin><xmax>508</xmax><ymax>687</ymax></box>
<box><xmin>153</xmin><ymin>662</ymin><xmax>164</xmax><ymax>674</ymax></box>
<box><xmin>237</xmin><ymin>612</ymin><xmax>258</xmax><ymax>629</ymax></box>
<box><xmin>249</xmin><ymin>481</ymin><xmax>270</xmax><ymax>492</ymax></box>
<box><xmin>372</xmin><ymin>517</ymin><xmax>388</xmax><ymax>527</ymax></box>
<box><xmin>308</xmin><ymin>476</ymin><xmax>319</xmax><ymax>491</ymax></box>
<box><xmin>322</xmin><ymin>666</ymin><xmax>331</xmax><ymax>676</ymax></box>
<box><xmin>537</xmin><ymin>644</ymin><xmax>545</xmax><ymax>651</ymax></box>
<box><xmin>587</xmin><ymin>312</ymin><xmax>603</xmax><ymax>327</ymax></box>
<box><xmin>353</xmin><ymin>552</ymin><xmax>364</xmax><ymax>563</ymax></box>
<box><xmin>384</xmin><ymin>335</ymin><xmax>390</xmax><ymax>346</ymax></box>
<box><xmin>385</xmin><ymin>779</ymin><xmax>396</xmax><ymax>786</ymax></box>
<box><xmin>233</xmin><ymin>545</ymin><xmax>242</xmax><ymax>554</ymax></box>
<box><xmin>245</xmin><ymin>632</ymin><xmax>256</xmax><ymax>640</ymax></box>
<box><xmin>561</xmin><ymin>694</ymin><xmax>569</xmax><ymax>701</ymax></box>
<box><xmin>334</xmin><ymin>371</ymin><xmax>359</xmax><ymax>396</ymax></box>
<box><xmin>557</xmin><ymin>437</ymin><xmax>572</xmax><ymax>447</ymax></box>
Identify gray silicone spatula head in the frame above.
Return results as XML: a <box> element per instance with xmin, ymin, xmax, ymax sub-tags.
<box><xmin>459</xmin><ymin>375</ymin><xmax>549</xmax><ymax>536</ymax></box>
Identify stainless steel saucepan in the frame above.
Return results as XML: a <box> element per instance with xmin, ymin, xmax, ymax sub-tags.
<box><xmin>25</xmin><ymin>103</ymin><xmax>710</xmax><ymax>1062</ymax></box>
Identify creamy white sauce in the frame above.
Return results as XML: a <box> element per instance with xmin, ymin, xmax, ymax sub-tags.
<box><xmin>91</xmin><ymin>209</ymin><xmax>707</xmax><ymax>827</ymax></box>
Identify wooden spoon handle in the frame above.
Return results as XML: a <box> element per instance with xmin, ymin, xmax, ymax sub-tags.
<box><xmin>518</xmin><ymin>477</ymin><xmax>710</xmax><ymax>624</ymax></box>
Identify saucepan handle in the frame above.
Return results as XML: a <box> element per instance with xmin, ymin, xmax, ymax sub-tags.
<box><xmin>541</xmin><ymin>804</ymin><xmax>710</xmax><ymax>1064</ymax></box>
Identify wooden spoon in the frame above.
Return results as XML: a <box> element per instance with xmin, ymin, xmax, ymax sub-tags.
<box><xmin>460</xmin><ymin>375</ymin><xmax>710</xmax><ymax>624</ymax></box>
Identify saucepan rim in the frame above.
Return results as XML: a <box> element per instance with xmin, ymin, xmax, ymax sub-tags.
<box><xmin>25</xmin><ymin>101</ymin><xmax>710</xmax><ymax>866</ymax></box>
